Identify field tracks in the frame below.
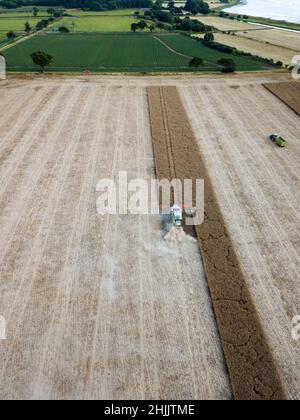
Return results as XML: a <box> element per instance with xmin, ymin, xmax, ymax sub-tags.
<box><xmin>153</xmin><ymin>36</ymin><xmax>192</xmax><ymax>60</ymax></box>
<box><xmin>147</xmin><ymin>85</ymin><xmax>286</xmax><ymax>400</ymax></box>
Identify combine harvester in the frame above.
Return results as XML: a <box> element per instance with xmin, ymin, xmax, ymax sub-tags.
<box><xmin>270</xmin><ymin>133</ymin><xmax>288</xmax><ymax>148</ymax></box>
<box><xmin>163</xmin><ymin>204</ymin><xmax>197</xmax><ymax>245</ymax></box>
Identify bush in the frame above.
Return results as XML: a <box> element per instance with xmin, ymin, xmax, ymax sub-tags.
<box><xmin>203</xmin><ymin>32</ymin><xmax>214</xmax><ymax>44</ymax></box>
<box><xmin>189</xmin><ymin>57</ymin><xmax>204</xmax><ymax>67</ymax></box>
<box><xmin>218</xmin><ymin>58</ymin><xmax>236</xmax><ymax>73</ymax></box>
<box><xmin>202</xmin><ymin>40</ymin><xmax>234</xmax><ymax>54</ymax></box>
<box><xmin>6</xmin><ymin>31</ymin><xmax>16</xmax><ymax>40</ymax></box>
<box><xmin>58</xmin><ymin>26</ymin><xmax>70</xmax><ymax>33</ymax></box>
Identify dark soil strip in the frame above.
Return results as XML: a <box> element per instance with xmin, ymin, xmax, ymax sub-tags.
<box><xmin>147</xmin><ymin>86</ymin><xmax>286</xmax><ymax>400</ymax></box>
<box><xmin>264</xmin><ymin>81</ymin><xmax>300</xmax><ymax>116</ymax></box>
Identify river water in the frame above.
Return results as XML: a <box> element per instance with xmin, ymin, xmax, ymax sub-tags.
<box><xmin>227</xmin><ymin>0</ymin><xmax>300</xmax><ymax>24</ymax></box>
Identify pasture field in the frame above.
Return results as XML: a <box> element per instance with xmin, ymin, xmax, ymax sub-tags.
<box><xmin>67</xmin><ymin>8</ymin><xmax>142</xmax><ymax>16</ymax></box>
<box><xmin>56</xmin><ymin>15</ymin><xmax>137</xmax><ymax>32</ymax></box>
<box><xmin>0</xmin><ymin>17</ymin><xmax>40</xmax><ymax>33</ymax></box>
<box><xmin>4</xmin><ymin>33</ymin><xmax>272</xmax><ymax>72</ymax></box>
<box><xmin>156</xmin><ymin>34</ymin><xmax>271</xmax><ymax>70</ymax></box>
<box><xmin>0</xmin><ymin>6</ymin><xmax>53</xmax><ymax>12</ymax></box>
<box><xmin>0</xmin><ymin>12</ymin><xmax>48</xmax><ymax>18</ymax></box>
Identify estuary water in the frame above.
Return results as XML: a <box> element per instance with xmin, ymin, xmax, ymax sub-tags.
<box><xmin>227</xmin><ymin>0</ymin><xmax>300</xmax><ymax>24</ymax></box>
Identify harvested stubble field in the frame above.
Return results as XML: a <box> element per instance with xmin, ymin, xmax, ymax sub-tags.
<box><xmin>264</xmin><ymin>81</ymin><xmax>300</xmax><ymax>116</ymax></box>
<box><xmin>205</xmin><ymin>33</ymin><xmax>299</xmax><ymax>65</ymax></box>
<box><xmin>234</xmin><ymin>29</ymin><xmax>300</xmax><ymax>53</ymax></box>
<box><xmin>0</xmin><ymin>77</ymin><xmax>230</xmax><ymax>400</ymax></box>
<box><xmin>0</xmin><ymin>74</ymin><xmax>300</xmax><ymax>400</ymax></box>
<box><xmin>195</xmin><ymin>16</ymin><xmax>300</xmax><ymax>65</ymax></box>
<box><xmin>147</xmin><ymin>86</ymin><xmax>285</xmax><ymax>400</ymax></box>
<box><xmin>195</xmin><ymin>16</ymin><xmax>265</xmax><ymax>31</ymax></box>
<box><xmin>179</xmin><ymin>78</ymin><xmax>300</xmax><ymax>399</ymax></box>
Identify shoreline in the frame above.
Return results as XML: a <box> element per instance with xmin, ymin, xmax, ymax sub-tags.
<box><xmin>247</xmin><ymin>21</ymin><xmax>300</xmax><ymax>34</ymax></box>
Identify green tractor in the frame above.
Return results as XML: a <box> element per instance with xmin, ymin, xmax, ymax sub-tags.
<box><xmin>270</xmin><ymin>133</ymin><xmax>288</xmax><ymax>148</ymax></box>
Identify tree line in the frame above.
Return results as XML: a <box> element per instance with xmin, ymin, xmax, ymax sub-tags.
<box><xmin>0</xmin><ymin>0</ymin><xmax>152</xmax><ymax>11</ymax></box>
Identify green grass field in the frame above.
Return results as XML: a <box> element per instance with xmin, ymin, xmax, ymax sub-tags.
<box><xmin>56</xmin><ymin>16</ymin><xmax>137</xmax><ymax>32</ymax></box>
<box><xmin>0</xmin><ymin>12</ymin><xmax>48</xmax><ymax>18</ymax></box>
<box><xmin>4</xmin><ymin>33</ymin><xmax>272</xmax><ymax>72</ymax></box>
<box><xmin>157</xmin><ymin>34</ymin><xmax>269</xmax><ymax>70</ymax></box>
<box><xmin>67</xmin><ymin>9</ymin><xmax>142</xmax><ymax>16</ymax></box>
<box><xmin>0</xmin><ymin>17</ymin><xmax>41</xmax><ymax>33</ymax></box>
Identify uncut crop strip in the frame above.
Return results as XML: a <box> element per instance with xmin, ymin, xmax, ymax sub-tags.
<box><xmin>263</xmin><ymin>82</ymin><xmax>300</xmax><ymax>116</ymax></box>
<box><xmin>147</xmin><ymin>86</ymin><xmax>286</xmax><ymax>401</ymax></box>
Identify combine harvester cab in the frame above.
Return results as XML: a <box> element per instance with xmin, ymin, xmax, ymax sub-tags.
<box><xmin>170</xmin><ymin>205</ymin><xmax>183</xmax><ymax>228</ymax></box>
<box><xmin>270</xmin><ymin>133</ymin><xmax>288</xmax><ymax>148</ymax></box>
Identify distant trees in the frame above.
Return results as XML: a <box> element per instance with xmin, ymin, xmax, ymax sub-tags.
<box><xmin>185</xmin><ymin>0</ymin><xmax>210</xmax><ymax>16</ymax></box>
<box><xmin>47</xmin><ymin>8</ymin><xmax>56</xmax><ymax>16</ymax></box>
<box><xmin>189</xmin><ymin>57</ymin><xmax>204</xmax><ymax>67</ymax></box>
<box><xmin>0</xmin><ymin>0</ymin><xmax>152</xmax><ymax>13</ymax></box>
<box><xmin>217</xmin><ymin>58</ymin><xmax>236</xmax><ymax>73</ymax></box>
<box><xmin>24</xmin><ymin>21</ymin><xmax>31</xmax><ymax>34</ymax></box>
<box><xmin>31</xmin><ymin>51</ymin><xmax>53</xmax><ymax>73</ymax></box>
<box><xmin>178</xmin><ymin>17</ymin><xmax>210</xmax><ymax>33</ymax></box>
<box><xmin>58</xmin><ymin>26</ymin><xmax>70</xmax><ymax>33</ymax></box>
<box><xmin>6</xmin><ymin>31</ymin><xmax>16</xmax><ymax>40</ymax></box>
<box><xmin>137</xmin><ymin>20</ymin><xmax>148</xmax><ymax>31</ymax></box>
<box><xmin>54</xmin><ymin>10</ymin><xmax>64</xmax><ymax>18</ymax></box>
<box><xmin>36</xmin><ymin>19</ymin><xmax>50</xmax><ymax>31</ymax></box>
<box><xmin>168</xmin><ymin>1</ymin><xmax>175</xmax><ymax>13</ymax></box>
<box><xmin>131</xmin><ymin>23</ymin><xmax>139</xmax><ymax>32</ymax></box>
<box><xmin>203</xmin><ymin>32</ymin><xmax>214</xmax><ymax>44</ymax></box>
<box><xmin>156</xmin><ymin>22</ymin><xmax>166</xmax><ymax>30</ymax></box>
<box><xmin>0</xmin><ymin>2</ymin><xmax>17</xmax><ymax>9</ymax></box>
<box><xmin>33</xmin><ymin>7</ymin><xmax>39</xmax><ymax>18</ymax></box>
<box><xmin>131</xmin><ymin>21</ymin><xmax>149</xmax><ymax>32</ymax></box>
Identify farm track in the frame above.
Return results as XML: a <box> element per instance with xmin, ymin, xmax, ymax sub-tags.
<box><xmin>263</xmin><ymin>81</ymin><xmax>300</xmax><ymax>116</ymax></box>
<box><xmin>147</xmin><ymin>85</ymin><xmax>286</xmax><ymax>400</ymax></box>
<box><xmin>153</xmin><ymin>36</ymin><xmax>192</xmax><ymax>60</ymax></box>
<box><xmin>0</xmin><ymin>79</ymin><xmax>231</xmax><ymax>400</ymax></box>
